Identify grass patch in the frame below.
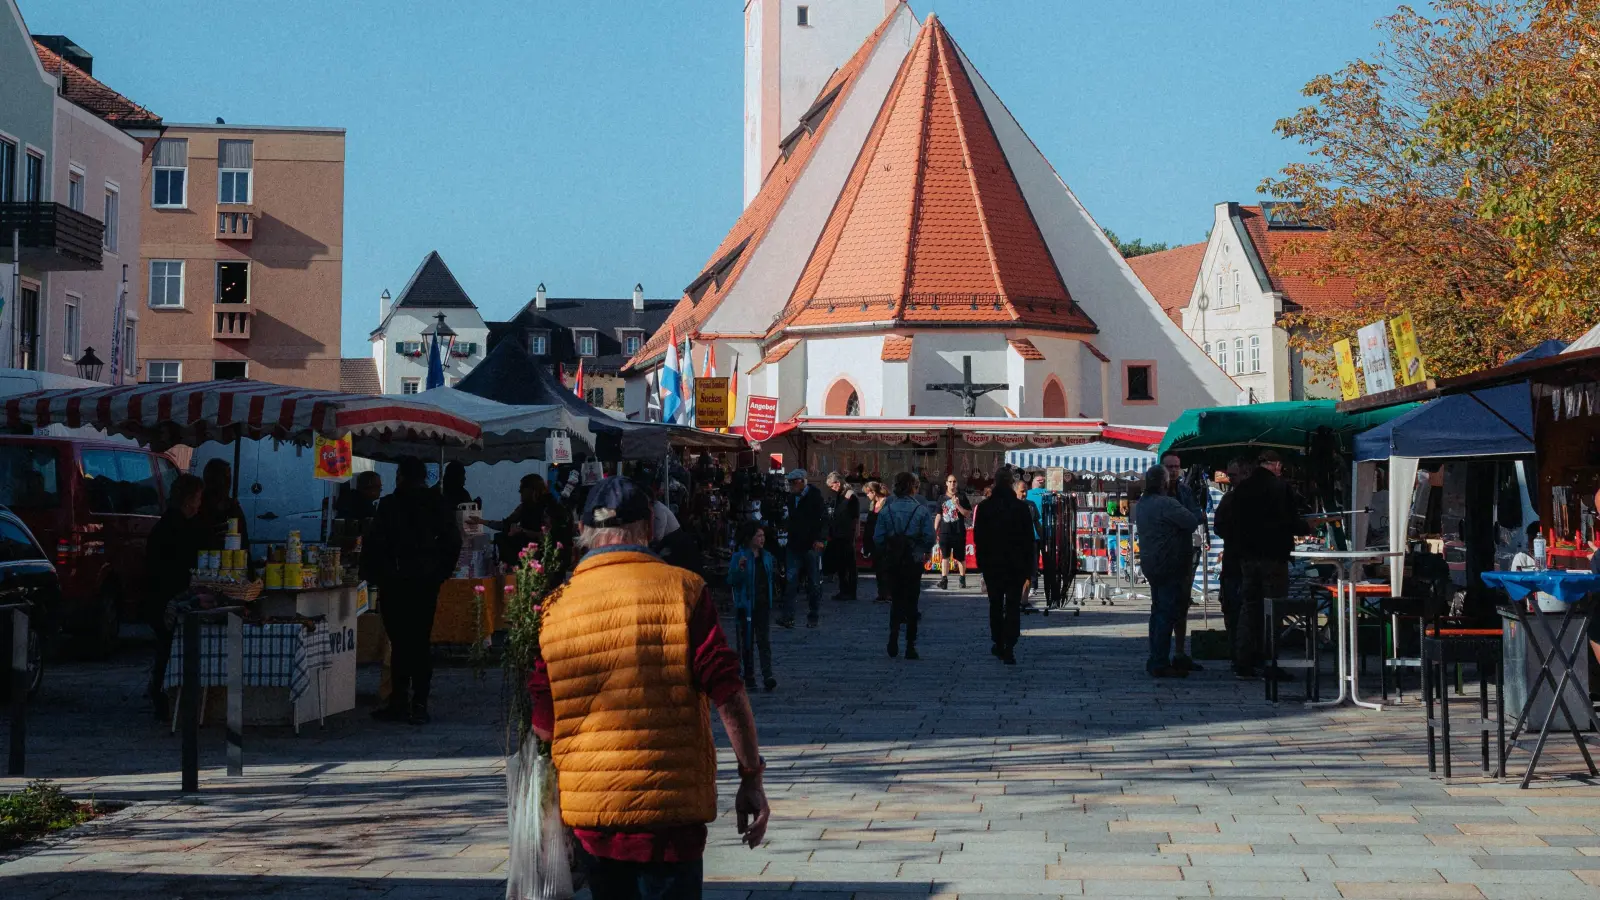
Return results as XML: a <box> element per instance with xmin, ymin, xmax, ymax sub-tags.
<box><xmin>0</xmin><ymin>780</ymin><xmax>114</xmax><ymax>850</ymax></box>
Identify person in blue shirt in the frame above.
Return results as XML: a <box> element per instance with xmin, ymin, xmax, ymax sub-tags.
<box><xmin>874</xmin><ymin>472</ymin><xmax>936</xmax><ymax>660</ymax></box>
<box><xmin>727</xmin><ymin>519</ymin><xmax>778</xmax><ymax>691</ymax></box>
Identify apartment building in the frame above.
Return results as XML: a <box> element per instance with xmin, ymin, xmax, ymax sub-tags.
<box><xmin>137</xmin><ymin>123</ymin><xmax>344</xmax><ymax>389</ymax></box>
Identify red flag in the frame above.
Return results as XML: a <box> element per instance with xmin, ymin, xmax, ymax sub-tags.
<box><xmin>575</xmin><ymin>359</ymin><xmax>585</xmax><ymax>398</ymax></box>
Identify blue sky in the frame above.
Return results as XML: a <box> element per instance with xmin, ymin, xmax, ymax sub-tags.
<box><xmin>26</xmin><ymin>0</ymin><xmax>1398</xmax><ymax>356</ymax></box>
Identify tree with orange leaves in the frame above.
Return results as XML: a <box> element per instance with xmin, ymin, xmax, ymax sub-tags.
<box><xmin>1263</xmin><ymin>1</ymin><xmax>1590</xmax><ymax>381</ymax></box>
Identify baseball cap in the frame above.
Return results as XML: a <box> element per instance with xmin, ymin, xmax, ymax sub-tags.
<box><xmin>785</xmin><ymin>468</ymin><xmax>808</xmax><ymax>481</ymax></box>
<box><xmin>581</xmin><ymin>476</ymin><xmax>651</xmax><ymax>528</ymax></box>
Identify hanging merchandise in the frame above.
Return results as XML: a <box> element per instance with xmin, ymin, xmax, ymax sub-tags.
<box><xmin>312</xmin><ymin>433</ymin><xmax>353</xmax><ymax>481</ymax></box>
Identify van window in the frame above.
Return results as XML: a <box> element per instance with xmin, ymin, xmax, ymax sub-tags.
<box><xmin>157</xmin><ymin>457</ymin><xmax>178</xmax><ymax>504</ymax></box>
<box><xmin>82</xmin><ymin>450</ymin><xmax>161</xmax><ymax>516</ymax></box>
<box><xmin>0</xmin><ymin>445</ymin><xmax>60</xmax><ymax>510</ymax></box>
<box><xmin>0</xmin><ymin>517</ymin><xmax>44</xmax><ymax>562</ymax></box>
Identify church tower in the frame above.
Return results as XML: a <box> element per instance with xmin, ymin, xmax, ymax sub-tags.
<box><xmin>744</xmin><ymin>0</ymin><xmax>901</xmax><ymax>207</ymax></box>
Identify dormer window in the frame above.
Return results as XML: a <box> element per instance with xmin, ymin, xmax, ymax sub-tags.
<box><xmin>620</xmin><ymin>328</ymin><xmax>644</xmax><ymax>356</ymax></box>
<box><xmin>528</xmin><ymin>332</ymin><xmax>549</xmax><ymax>356</ymax></box>
<box><xmin>575</xmin><ymin>329</ymin><xmax>597</xmax><ymax>357</ymax></box>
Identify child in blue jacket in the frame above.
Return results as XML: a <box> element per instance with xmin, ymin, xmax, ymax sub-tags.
<box><xmin>727</xmin><ymin>519</ymin><xmax>778</xmax><ymax>691</ymax></box>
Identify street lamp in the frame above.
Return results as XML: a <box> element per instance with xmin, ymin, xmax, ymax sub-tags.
<box><xmin>75</xmin><ymin>347</ymin><xmax>104</xmax><ymax>382</ymax></box>
<box><xmin>423</xmin><ymin>312</ymin><xmax>458</xmax><ymax>359</ymax></box>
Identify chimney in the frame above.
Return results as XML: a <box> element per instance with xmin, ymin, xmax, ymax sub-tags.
<box><xmin>632</xmin><ymin>283</ymin><xmax>644</xmax><ymax>312</ymax></box>
<box><xmin>535</xmin><ymin>283</ymin><xmax>547</xmax><ymax>311</ymax></box>
<box><xmin>380</xmin><ymin>288</ymin><xmax>391</xmax><ymax>320</ymax></box>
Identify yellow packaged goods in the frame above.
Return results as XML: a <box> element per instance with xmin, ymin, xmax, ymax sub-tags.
<box><xmin>265</xmin><ymin>564</ymin><xmax>283</xmax><ymax>589</ymax></box>
<box><xmin>284</xmin><ymin>563</ymin><xmax>302</xmax><ymax>590</ymax></box>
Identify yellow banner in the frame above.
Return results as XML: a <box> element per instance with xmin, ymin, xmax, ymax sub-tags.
<box><xmin>1333</xmin><ymin>339</ymin><xmax>1361</xmax><ymax>401</ymax></box>
<box><xmin>694</xmin><ymin>378</ymin><xmax>730</xmax><ymax>429</ymax></box>
<box><xmin>1389</xmin><ymin>311</ymin><xmax>1427</xmax><ymax>385</ymax></box>
<box><xmin>313</xmin><ymin>433</ymin><xmax>353</xmax><ymax>481</ymax></box>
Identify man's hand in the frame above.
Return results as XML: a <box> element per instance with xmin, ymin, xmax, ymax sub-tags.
<box><xmin>736</xmin><ymin>776</ymin><xmax>769</xmax><ymax>848</ymax></box>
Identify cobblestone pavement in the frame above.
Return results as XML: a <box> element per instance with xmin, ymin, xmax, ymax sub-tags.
<box><xmin>4</xmin><ymin>580</ymin><xmax>1600</xmax><ymax>899</ymax></box>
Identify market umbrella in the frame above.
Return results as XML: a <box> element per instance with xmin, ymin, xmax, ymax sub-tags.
<box><xmin>352</xmin><ymin>387</ymin><xmax>595</xmax><ymax>464</ymax></box>
<box><xmin>1156</xmin><ymin>400</ymin><xmax>1415</xmax><ymax>459</ymax></box>
<box><xmin>1</xmin><ymin>379</ymin><xmax>482</xmax><ymax>451</ymax></box>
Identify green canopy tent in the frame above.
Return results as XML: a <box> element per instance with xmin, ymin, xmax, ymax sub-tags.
<box><xmin>1157</xmin><ymin>400</ymin><xmax>1416</xmax><ymax>461</ymax></box>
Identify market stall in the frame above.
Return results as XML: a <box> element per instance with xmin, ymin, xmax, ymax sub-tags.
<box><xmin>1005</xmin><ymin>441</ymin><xmax>1156</xmax><ymax>582</ymax></box>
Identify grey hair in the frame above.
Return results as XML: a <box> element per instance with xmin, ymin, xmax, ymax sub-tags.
<box><xmin>1143</xmin><ymin>465</ymin><xmax>1167</xmax><ymax>497</ymax></box>
<box><xmin>579</xmin><ymin>519</ymin><xmax>653</xmax><ymax>550</ymax></box>
<box><xmin>826</xmin><ymin>470</ymin><xmax>845</xmax><ymax>486</ymax></box>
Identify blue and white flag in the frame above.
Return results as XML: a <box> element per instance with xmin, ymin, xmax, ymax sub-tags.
<box><xmin>660</xmin><ymin>328</ymin><xmax>682</xmax><ymax>424</ymax></box>
<box><xmin>681</xmin><ymin>337</ymin><xmax>696</xmax><ymax>427</ymax></box>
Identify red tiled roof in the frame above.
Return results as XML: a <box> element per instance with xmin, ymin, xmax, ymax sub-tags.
<box><xmin>773</xmin><ymin>16</ymin><xmax>1095</xmax><ymax>336</ymax></box>
<box><xmin>1008</xmin><ymin>338</ymin><xmax>1045</xmax><ymax>360</ymax></box>
<box><xmin>1127</xmin><ymin>242</ymin><xmax>1205</xmax><ymax>325</ymax></box>
<box><xmin>881</xmin><ymin>336</ymin><xmax>913</xmax><ymax>361</ymax></box>
<box><xmin>622</xmin><ymin>7</ymin><xmax>904</xmax><ymax>373</ymax></box>
<box><xmin>1236</xmin><ymin>206</ymin><xmax>1362</xmax><ymax>315</ymax></box>
<box><xmin>34</xmin><ymin>42</ymin><xmax>160</xmax><ymax>128</ymax></box>
<box><xmin>762</xmin><ymin>339</ymin><xmax>800</xmax><ymax>364</ymax></box>
<box><xmin>1083</xmin><ymin>342</ymin><xmax>1109</xmax><ymax>363</ymax></box>
<box><xmin>339</xmin><ymin>358</ymin><xmax>381</xmax><ymax>395</ymax></box>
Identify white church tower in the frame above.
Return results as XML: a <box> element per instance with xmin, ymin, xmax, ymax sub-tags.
<box><xmin>744</xmin><ymin>0</ymin><xmax>898</xmax><ymax>207</ymax></box>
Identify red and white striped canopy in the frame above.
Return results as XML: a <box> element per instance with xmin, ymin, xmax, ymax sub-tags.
<box><xmin>2</xmin><ymin>380</ymin><xmax>482</xmax><ymax>450</ymax></box>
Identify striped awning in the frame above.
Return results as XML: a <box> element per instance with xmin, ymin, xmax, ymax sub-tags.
<box><xmin>1003</xmin><ymin>440</ymin><xmax>1156</xmax><ymax>477</ymax></box>
<box><xmin>2</xmin><ymin>379</ymin><xmax>482</xmax><ymax>451</ymax></box>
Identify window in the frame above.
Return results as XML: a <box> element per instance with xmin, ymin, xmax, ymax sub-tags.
<box><xmin>1233</xmin><ymin>338</ymin><xmax>1245</xmax><ymax>375</ymax></box>
<box><xmin>449</xmin><ymin>341</ymin><xmax>477</xmax><ymax>358</ymax></box>
<box><xmin>146</xmin><ymin>360</ymin><xmax>181</xmax><ymax>383</ymax></box>
<box><xmin>80</xmin><ymin>450</ymin><xmax>161</xmax><ymax>516</ymax></box>
<box><xmin>0</xmin><ymin>139</ymin><xmax>15</xmax><ymax>202</ymax></box>
<box><xmin>148</xmin><ymin>260</ymin><xmax>184</xmax><ymax>308</ymax></box>
<box><xmin>1249</xmin><ymin>335</ymin><xmax>1261</xmax><ymax>373</ymax></box>
<box><xmin>585</xmin><ymin>387</ymin><xmax>605</xmax><ymax>406</ymax></box>
<box><xmin>0</xmin><ymin>445</ymin><xmax>60</xmax><ymax>511</ymax></box>
<box><xmin>123</xmin><ymin>319</ymin><xmax>136</xmax><ymax>373</ymax></box>
<box><xmin>1233</xmin><ymin>270</ymin><xmax>1241</xmax><ymax>306</ymax></box>
<box><xmin>528</xmin><ymin>333</ymin><xmax>548</xmax><ymax>356</ymax></box>
<box><xmin>395</xmin><ymin>340</ymin><xmax>424</xmax><ymax>357</ymax></box>
<box><xmin>156</xmin><ymin>457</ymin><xmax>178</xmax><ymax>501</ymax></box>
<box><xmin>24</xmin><ymin>151</ymin><xmax>42</xmax><ymax>202</ymax></box>
<box><xmin>103</xmin><ymin>186</ymin><xmax>119</xmax><ymax>252</ymax></box>
<box><xmin>67</xmin><ymin>169</ymin><xmax>84</xmax><ymax>211</ymax></box>
<box><xmin>151</xmin><ymin>138</ymin><xmax>187</xmax><ymax>207</ymax></box>
<box><xmin>1214</xmin><ymin>342</ymin><xmax>1227</xmax><ymax>369</ymax></box>
<box><xmin>217</xmin><ymin>140</ymin><xmax>252</xmax><ymax>203</ymax></box>
<box><xmin>401</xmin><ymin>377</ymin><xmax>420</xmax><ymax>395</ymax></box>
<box><xmin>615</xmin><ymin>386</ymin><xmax>626</xmax><ymax>407</ymax></box>
<box><xmin>577</xmin><ymin>332</ymin><xmax>596</xmax><ymax>357</ymax></box>
<box><xmin>797</xmin><ymin>4</ymin><xmax>809</xmax><ymax>26</ymax></box>
<box><xmin>1216</xmin><ymin>272</ymin><xmax>1224</xmax><ymax>307</ymax></box>
<box><xmin>1202</xmin><ymin>341</ymin><xmax>1210</xmax><ymax>357</ymax></box>
<box><xmin>213</xmin><ymin>361</ymin><xmax>247</xmax><ymax>380</ymax></box>
<box><xmin>0</xmin><ymin>517</ymin><xmax>44</xmax><ymax>562</ymax></box>
<box><xmin>62</xmin><ymin>297</ymin><xmax>80</xmax><ymax>361</ymax></box>
<box><xmin>1125</xmin><ymin>364</ymin><xmax>1155</xmax><ymax>402</ymax></box>
<box><xmin>216</xmin><ymin>261</ymin><xmax>249</xmax><ymax>304</ymax></box>
<box><xmin>624</xmin><ymin>333</ymin><xmax>642</xmax><ymax>355</ymax></box>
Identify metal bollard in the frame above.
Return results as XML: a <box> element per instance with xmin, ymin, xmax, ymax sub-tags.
<box><xmin>8</xmin><ymin>606</ymin><xmax>26</xmax><ymax>776</ymax></box>
<box><xmin>180</xmin><ymin>609</ymin><xmax>200</xmax><ymax>793</ymax></box>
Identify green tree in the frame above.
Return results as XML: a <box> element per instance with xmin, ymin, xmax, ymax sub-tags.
<box><xmin>1102</xmin><ymin>229</ymin><xmax>1170</xmax><ymax>258</ymax></box>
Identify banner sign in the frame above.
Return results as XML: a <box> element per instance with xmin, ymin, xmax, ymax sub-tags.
<box><xmin>1333</xmin><ymin>338</ymin><xmax>1361</xmax><ymax>401</ymax></box>
<box><xmin>744</xmin><ymin>395</ymin><xmax>779</xmax><ymax>443</ymax></box>
<box><xmin>1357</xmin><ymin>320</ymin><xmax>1395</xmax><ymax>394</ymax></box>
<box><xmin>312</xmin><ymin>433</ymin><xmax>353</xmax><ymax>481</ymax></box>
<box><xmin>1045</xmin><ymin>467</ymin><xmax>1067</xmax><ymax>492</ymax></box>
<box><xmin>544</xmin><ymin>432</ymin><xmax>573</xmax><ymax>465</ymax></box>
<box><xmin>1389</xmin><ymin>311</ymin><xmax>1427</xmax><ymax>385</ymax></box>
<box><xmin>694</xmin><ymin>378</ymin><xmax>730</xmax><ymax>429</ymax></box>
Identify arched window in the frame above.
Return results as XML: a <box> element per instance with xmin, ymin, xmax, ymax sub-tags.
<box><xmin>824</xmin><ymin>378</ymin><xmax>860</xmax><ymax>416</ymax></box>
<box><xmin>1214</xmin><ymin>342</ymin><xmax>1227</xmax><ymax>369</ymax></box>
<box><xmin>1249</xmin><ymin>335</ymin><xmax>1261</xmax><ymax>373</ymax></box>
<box><xmin>1042</xmin><ymin>379</ymin><xmax>1067</xmax><ymax>418</ymax></box>
<box><xmin>1216</xmin><ymin>272</ymin><xmax>1224</xmax><ymax>305</ymax></box>
<box><xmin>1233</xmin><ymin>338</ymin><xmax>1244</xmax><ymax>375</ymax></box>
<box><xmin>1202</xmin><ymin>341</ymin><xmax>1211</xmax><ymax>356</ymax></box>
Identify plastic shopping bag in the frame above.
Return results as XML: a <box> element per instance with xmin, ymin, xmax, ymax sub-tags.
<box><xmin>506</xmin><ymin>740</ymin><xmax>574</xmax><ymax>900</ymax></box>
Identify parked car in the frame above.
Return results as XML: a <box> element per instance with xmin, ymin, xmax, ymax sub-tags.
<box><xmin>0</xmin><ymin>507</ymin><xmax>61</xmax><ymax>698</ymax></box>
<box><xmin>0</xmin><ymin>436</ymin><xmax>178</xmax><ymax>654</ymax></box>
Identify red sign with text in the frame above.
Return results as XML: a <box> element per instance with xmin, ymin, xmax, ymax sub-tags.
<box><xmin>744</xmin><ymin>395</ymin><xmax>779</xmax><ymax>443</ymax></box>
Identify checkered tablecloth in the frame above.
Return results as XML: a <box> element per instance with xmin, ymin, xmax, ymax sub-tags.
<box><xmin>164</xmin><ymin>619</ymin><xmax>331</xmax><ymax>704</ymax></box>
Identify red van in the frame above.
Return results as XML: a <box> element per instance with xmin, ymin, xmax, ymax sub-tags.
<box><xmin>0</xmin><ymin>435</ymin><xmax>178</xmax><ymax>653</ymax></box>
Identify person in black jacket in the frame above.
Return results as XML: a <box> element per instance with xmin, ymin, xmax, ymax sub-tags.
<box><xmin>780</xmin><ymin>469</ymin><xmax>827</xmax><ymax>628</ymax></box>
<box><xmin>973</xmin><ymin>467</ymin><xmax>1037</xmax><ymax>665</ymax></box>
<box><xmin>1225</xmin><ymin>450</ymin><xmax>1310</xmax><ymax>680</ymax></box>
<box><xmin>144</xmin><ymin>474</ymin><xmax>207</xmax><ymax>720</ymax></box>
<box><xmin>825</xmin><ymin>472</ymin><xmax>861</xmax><ymax>602</ymax></box>
<box><xmin>361</xmin><ymin>456</ymin><xmax>463</xmax><ymax>724</ymax></box>
<box><xmin>1212</xmin><ymin>456</ymin><xmax>1253</xmax><ymax>678</ymax></box>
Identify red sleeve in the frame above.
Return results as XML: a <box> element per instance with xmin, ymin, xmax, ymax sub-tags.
<box><xmin>527</xmin><ymin>657</ymin><xmax>554</xmax><ymax>737</ymax></box>
<box><xmin>689</xmin><ymin>586</ymin><xmax>745</xmax><ymax>706</ymax></box>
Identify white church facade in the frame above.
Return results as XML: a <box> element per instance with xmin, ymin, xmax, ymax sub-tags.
<box><xmin>626</xmin><ymin>4</ymin><xmax>1237</xmax><ymax>470</ymax></box>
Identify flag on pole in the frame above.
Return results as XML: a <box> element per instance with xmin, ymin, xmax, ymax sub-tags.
<box><xmin>681</xmin><ymin>336</ymin><xmax>697</xmax><ymax>427</ymax></box>
<box><xmin>726</xmin><ymin>349</ymin><xmax>739</xmax><ymax>434</ymax></box>
<box><xmin>660</xmin><ymin>328</ymin><xmax>682</xmax><ymax>424</ymax></box>
<box><xmin>702</xmin><ymin>342</ymin><xmax>715</xmax><ymax>378</ymax></box>
<box><xmin>575</xmin><ymin>359</ymin><xmax>585</xmax><ymax>400</ymax></box>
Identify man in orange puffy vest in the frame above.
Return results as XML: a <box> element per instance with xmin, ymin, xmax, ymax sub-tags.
<box><xmin>529</xmin><ymin>476</ymin><xmax>770</xmax><ymax>899</ymax></box>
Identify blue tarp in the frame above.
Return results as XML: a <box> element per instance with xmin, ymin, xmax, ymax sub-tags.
<box><xmin>1353</xmin><ymin>383</ymin><xmax>1533</xmax><ymax>462</ymax></box>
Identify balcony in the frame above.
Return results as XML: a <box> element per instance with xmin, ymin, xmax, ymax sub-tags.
<box><xmin>0</xmin><ymin>202</ymin><xmax>104</xmax><ymax>271</ymax></box>
<box><xmin>216</xmin><ymin>203</ymin><xmax>255</xmax><ymax>240</ymax></box>
<box><xmin>213</xmin><ymin>307</ymin><xmax>252</xmax><ymax>340</ymax></box>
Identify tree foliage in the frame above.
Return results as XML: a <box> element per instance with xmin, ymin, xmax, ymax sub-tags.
<box><xmin>1102</xmin><ymin>229</ymin><xmax>1170</xmax><ymax>258</ymax></box>
<box><xmin>1262</xmin><ymin>0</ymin><xmax>1594</xmax><ymax>380</ymax></box>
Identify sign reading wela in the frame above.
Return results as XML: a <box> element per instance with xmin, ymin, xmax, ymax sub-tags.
<box><xmin>694</xmin><ymin>378</ymin><xmax>730</xmax><ymax>429</ymax></box>
<box><xmin>1333</xmin><ymin>338</ymin><xmax>1361</xmax><ymax>401</ymax></box>
<box><xmin>1357</xmin><ymin>320</ymin><xmax>1395</xmax><ymax>394</ymax></box>
<box><xmin>1389</xmin><ymin>311</ymin><xmax>1427</xmax><ymax>385</ymax></box>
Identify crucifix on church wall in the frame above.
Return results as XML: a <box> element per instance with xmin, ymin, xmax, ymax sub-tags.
<box><xmin>926</xmin><ymin>355</ymin><xmax>1008</xmax><ymax>417</ymax></box>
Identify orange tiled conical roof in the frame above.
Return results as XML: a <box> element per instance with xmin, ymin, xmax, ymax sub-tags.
<box><xmin>773</xmin><ymin>15</ymin><xmax>1096</xmax><ymax>336</ymax></box>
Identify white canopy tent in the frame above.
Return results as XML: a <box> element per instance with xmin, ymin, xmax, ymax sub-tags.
<box><xmin>351</xmin><ymin>387</ymin><xmax>594</xmax><ymax>464</ymax></box>
<box><xmin>1004</xmin><ymin>441</ymin><xmax>1157</xmax><ymax>477</ymax></box>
